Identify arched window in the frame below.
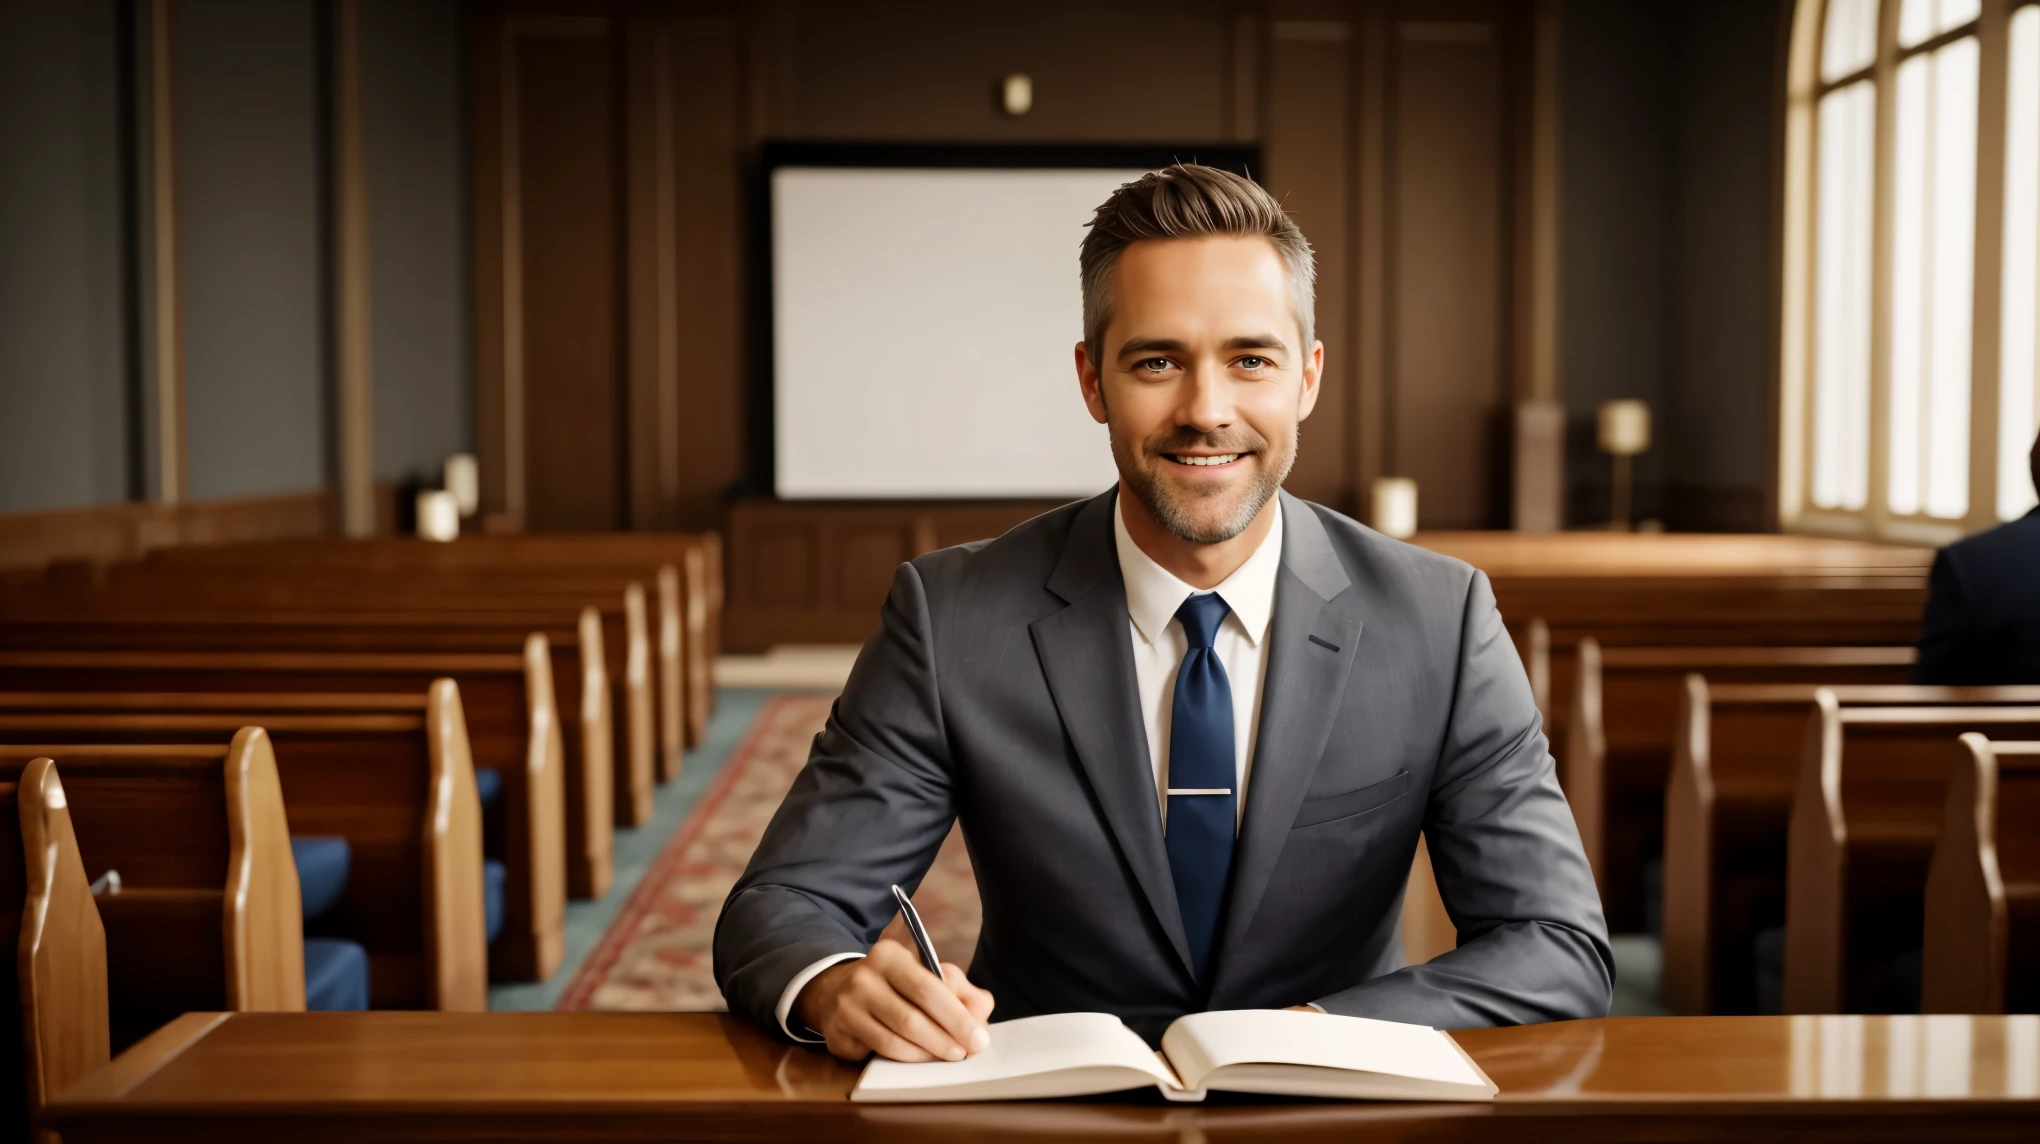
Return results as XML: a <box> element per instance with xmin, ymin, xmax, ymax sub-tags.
<box><xmin>1782</xmin><ymin>0</ymin><xmax>2040</xmax><ymax>543</ymax></box>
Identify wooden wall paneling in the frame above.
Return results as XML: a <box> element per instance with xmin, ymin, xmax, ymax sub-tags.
<box><xmin>625</xmin><ymin>18</ymin><xmax>681</xmax><ymax>531</ymax></box>
<box><xmin>1265</xmin><ymin>11</ymin><xmax>1356</xmax><ymax>512</ymax></box>
<box><xmin>1353</xmin><ymin>1</ymin><xmax>1390</xmax><ymax>527</ymax></box>
<box><xmin>514</xmin><ymin>18</ymin><xmax>621</xmax><ymax>532</ymax></box>
<box><xmin>667</xmin><ymin>18</ymin><xmax>745</xmax><ymax>532</ymax></box>
<box><xmin>145</xmin><ymin>0</ymin><xmax>187</xmax><ymax>506</ymax></box>
<box><xmin>1509</xmin><ymin>0</ymin><xmax>1564</xmax><ymax>531</ymax></box>
<box><xmin>1389</xmin><ymin>9</ymin><xmax>1509</xmax><ymax>529</ymax></box>
<box><xmin>335</xmin><ymin>0</ymin><xmax>376</xmax><ymax>538</ymax></box>
<box><xmin>472</xmin><ymin>10</ymin><xmax>512</xmax><ymax>521</ymax></box>
<box><xmin>771</xmin><ymin>1</ymin><xmax>1235</xmax><ymax>143</ymax></box>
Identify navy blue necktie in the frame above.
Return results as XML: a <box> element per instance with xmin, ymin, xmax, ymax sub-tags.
<box><xmin>1165</xmin><ymin>592</ymin><xmax>1236</xmax><ymax>982</ymax></box>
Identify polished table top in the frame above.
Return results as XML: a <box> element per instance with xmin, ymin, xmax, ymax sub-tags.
<box><xmin>46</xmin><ymin>1012</ymin><xmax>2040</xmax><ymax>1141</ymax></box>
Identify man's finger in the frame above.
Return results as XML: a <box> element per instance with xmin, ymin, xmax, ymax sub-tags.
<box><xmin>859</xmin><ymin>987</ymin><xmax>965</xmax><ymax>1061</ymax></box>
<box><xmin>883</xmin><ymin>955</ymin><xmax>988</xmax><ymax>1054</ymax></box>
<box><xmin>843</xmin><ymin>1007</ymin><xmax>937</xmax><ymax>1063</ymax></box>
<box><xmin>944</xmin><ymin>964</ymin><xmax>996</xmax><ymax>1024</ymax></box>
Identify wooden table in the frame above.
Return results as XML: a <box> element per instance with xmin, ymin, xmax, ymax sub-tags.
<box><xmin>47</xmin><ymin>1012</ymin><xmax>2040</xmax><ymax>1141</ymax></box>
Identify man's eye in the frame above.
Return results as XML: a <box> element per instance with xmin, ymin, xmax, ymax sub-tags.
<box><xmin>1140</xmin><ymin>358</ymin><xmax>1174</xmax><ymax>373</ymax></box>
<box><xmin>1238</xmin><ymin>356</ymin><xmax>1267</xmax><ymax>370</ymax></box>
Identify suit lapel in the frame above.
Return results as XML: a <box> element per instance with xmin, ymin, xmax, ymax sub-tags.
<box><xmin>1029</xmin><ymin>491</ymin><xmax>1194</xmax><ymax>977</ymax></box>
<box><xmin>1213</xmin><ymin>494</ymin><xmax>1363</xmax><ymax>985</ymax></box>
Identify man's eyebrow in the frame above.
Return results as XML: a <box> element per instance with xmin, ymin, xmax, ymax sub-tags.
<box><xmin>1115</xmin><ymin>336</ymin><xmax>1187</xmax><ymax>360</ymax></box>
<box><xmin>1222</xmin><ymin>334</ymin><xmax>1290</xmax><ymax>353</ymax></box>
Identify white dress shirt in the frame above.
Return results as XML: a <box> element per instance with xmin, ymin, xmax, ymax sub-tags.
<box><xmin>773</xmin><ymin>493</ymin><xmax>1288</xmax><ymax>1039</ymax></box>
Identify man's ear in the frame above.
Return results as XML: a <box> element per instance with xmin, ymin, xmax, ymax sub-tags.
<box><xmin>1075</xmin><ymin>341</ymin><xmax>1109</xmax><ymax>425</ymax></box>
<box><xmin>1296</xmin><ymin>339</ymin><xmax>1325</xmax><ymax>422</ymax></box>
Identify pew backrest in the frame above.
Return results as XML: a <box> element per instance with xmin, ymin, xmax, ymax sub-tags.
<box><xmin>1784</xmin><ymin>697</ymin><xmax>2040</xmax><ymax>1014</ymax></box>
<box><xmin>1564</xmin><ymin>639</ymin><xmax>1917</xmax><ymax>884</ymax></box>
<box><xmin>1661</xmin><ymin>680</ymin><xmax>2040</xmax><ymax>1015</ymax></box>
<box><xmin>0</xmin><ymin>733</ymin><xmax>302</xmax><ymax>1049</ymax></box>
<box><xmin>1923</xmin><ymin>735</ymin><xmax>2040</xmax><ymax>1014</ymax></box>
<box><xmin>0</xmin><ymin>690</ymin><xmax>487</xmax><ymax>1012</ymax></box>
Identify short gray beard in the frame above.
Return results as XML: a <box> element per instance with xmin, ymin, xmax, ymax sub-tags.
<box><xmin>1113</xmin><ymin>426</ymin><xmax>1296</xmax><ymax>545</ymax></box>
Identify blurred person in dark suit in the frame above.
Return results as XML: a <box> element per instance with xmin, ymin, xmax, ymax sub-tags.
<box><xmin>1914</xmin><ymin>427</ymin><xmax>2040</xmax><ymax>685</ymax></box>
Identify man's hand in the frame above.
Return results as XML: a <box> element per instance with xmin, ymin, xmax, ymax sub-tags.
<box><xmin>794</xmin><ymin>913</ymin><xmax>995</xmax><ymax>1062</ymax></box>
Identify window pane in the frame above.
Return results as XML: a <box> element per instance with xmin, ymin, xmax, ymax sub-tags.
<box><xmin>2004</xmin><ymin>6</ymin><xmax>2040</xmax><ymax>520</ymax></box>
<box><xmin>1938</xmin><ymin>0</ymin><xmax>1981</xmax><ymax>36</ymax></box>
<box><xmin>1891</xmin><ymin>56</ymin><xmax>1929</xmax><ymax>514</ymax></box>
<box><xmin>1903</xmin><ymin>0</ymin><xmax>1982</xmax><ymax>48</ymax></box>
<box><xmin>1928</xmin><ymin>37</ymin><xmax>1977</xmax><ymax>519</ymax></box>
<box><xmin>1901</xmin><ymin>0</ymin><xmax>1935</xmax><ymax>48</ymax></box>
<box><xmin>1888</xmin><ymin>38</ymin><xmax>1979</xmax><ymax>520</ymax></box>
<box><xmin>1825</xmin><ymin>0</ymin><xmax>1882</xmax><ymax>82</ymax></box>
<box><xmin>1815</xmin><ymin>81</ymin><xmax>1877</xmax><ymax>512</ymax></box>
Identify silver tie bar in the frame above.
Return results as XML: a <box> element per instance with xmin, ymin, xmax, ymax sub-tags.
<box><xmin>1166</xmin><ymin>788</ymin><xmax>1233</xmax><ymax>796</ymax></box>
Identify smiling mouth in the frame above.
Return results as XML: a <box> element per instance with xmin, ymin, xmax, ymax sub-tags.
<box><xmin>1165</xmin><ymin>453</ymin><xmax>1245</xmax><ymax>467</ymax></box>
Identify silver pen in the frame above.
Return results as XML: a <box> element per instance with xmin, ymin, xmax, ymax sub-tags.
<box><xmin>890</xmin><ymin>883</ymin><xmax>944</xmax><ymax>979</ymax></box>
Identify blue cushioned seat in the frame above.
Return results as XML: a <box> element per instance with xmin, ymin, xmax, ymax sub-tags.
<box><xmin>304</xmin><ymin>938</ymin><xmax>370</xmax><ymax>1011</ymax></box>
<box><xmin>475</xmin><ymin>767</ymin><xmax>503</xmax><ymax>809</ymax></box>
<box><xmin>484</xmin><ymin>859</ymin><xmax>507</xmax><ymax>945</ymax></box>
<box><xmin>291</xmin><ymin>836</ymin><xmax>352</xmax><ymax>923</ymax></box>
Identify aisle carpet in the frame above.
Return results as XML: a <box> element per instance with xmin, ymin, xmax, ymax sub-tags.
<box><xmin>555</xmin><ymin>693</ymin><xmax>983</xmax><ymax>1011</ymax></box>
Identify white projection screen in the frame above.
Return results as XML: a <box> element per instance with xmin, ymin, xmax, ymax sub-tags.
<box><xmin>771</xmin><ymin>166</ymin><xmax>1145</xmax><ymax>499</ymax></box>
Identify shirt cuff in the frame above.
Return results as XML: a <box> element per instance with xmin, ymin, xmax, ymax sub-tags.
<box><xmin>775</xmin><ymin>952</ymin><xmax>865</xmax><ymax>1042</ymax></box>
<box><xmin>1305</xmin><ymin>1002</ymin><xmax>1328</xmax><ymax>1014</ymax></box>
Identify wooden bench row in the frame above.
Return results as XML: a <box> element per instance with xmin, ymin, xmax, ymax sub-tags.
<box><xmin>1</xmin><ymin>531</ymin><xmax>727</xmax><ymax>988</ymax></box>
<box><xmin>1651</xmin><ymin>681</ymin><xmax>2040</xmax><ymax>1016</ymax></box>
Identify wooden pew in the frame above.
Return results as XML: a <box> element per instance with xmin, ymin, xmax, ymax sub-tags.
<box><xmin>1661</xmin><ymin>682</ymin><xmax>2040</xmax><ymax>1015</ymax></box>
<box><xmin>7</xmin><ymin>757</ymin><xmax>110</xmax><ymax>1144</ymax></box>
<box><xmin>0</xmin><ymin>691</ymin><xmax>492</xmax><ymax>1011</ymax></box>
<box><xmin>2</xmin><ymin>602</ymin><xmax>651</xmax><ymax>836</ymax></box>
<box><xmin>1923</xmin><ymin>734</ymin><xmax>2040</xmax><ymax>1014</ymax></box>
<box><xmin>0</xmin><ymin>731</ymin><xmax>303</xmax><ymax>1051</ymax></box>
<box><xmin>0</xmin><ymin>647</ymin><xmax>563</xmax><ymax>982</ymax></box>
<box><xmin>1783</xmin><ymin>696</ymin><xmax>2040</xmax><ymax>1014</ymax></box>
<box><xmin>1564</xmin><ymin>640</ymin><xmax>1916</xmax><ymax>930</ymax></box>
<box><xmin>83</xmin><ymin>531</ymin><xmax>718</xmax><ymax>749</ymax></box>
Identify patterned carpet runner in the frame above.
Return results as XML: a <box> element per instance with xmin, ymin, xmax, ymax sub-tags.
<box><xmin>555</xmin><ymin>693</ymin><xmax>983</xmax><ymax>1011</ymax></box>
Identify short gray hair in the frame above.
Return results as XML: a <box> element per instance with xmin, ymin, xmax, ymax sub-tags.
<box><xmin>1078</xmin><ymin>164</ymin><xmax>1316</xmax><ymax>354</ymax></box>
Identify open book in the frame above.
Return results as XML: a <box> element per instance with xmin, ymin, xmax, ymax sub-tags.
<box><xmin>851</xmin><ymin>1009</ymin><xmax>1497</xmax><ymax>1103</ymax></box>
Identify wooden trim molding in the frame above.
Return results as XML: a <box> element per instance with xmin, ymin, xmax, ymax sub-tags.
<box><xmin>147</xmin><ymin>0</ymin><xmax>187</xmax><ymax>506</ymax></box>
<box><xmin>334</xmin><ymin>0</ymin><xmax>376</xmax><ymax>538</ymax></box>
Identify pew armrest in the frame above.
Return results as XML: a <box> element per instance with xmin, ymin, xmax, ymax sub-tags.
<box><xmin>222</xmin><ymin>728</ymin><xmax>307</xmax><ymax>1012</ymax></box>
<box><xmin>17</xmin><ymin>757</ymin><xmax>111</xmax><ymax>1119</ymax></box>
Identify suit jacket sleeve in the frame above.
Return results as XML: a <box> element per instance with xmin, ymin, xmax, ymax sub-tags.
<box><xmin>1912</xmin><ymin>549</ymin><xmax>1975</xmax><ymax>685</ymax></box>
<box><xmin>713</xmin><ymin>560</ymin><xmax>957</xmax><ymax>1036</ymax></box>
<box><xmin>1311</xmin><ymin>570</ymin><xmax>1614</xmax><ymax>1026</ymax></box>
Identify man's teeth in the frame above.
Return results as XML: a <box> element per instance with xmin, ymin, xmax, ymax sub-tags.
<box><xmin>1172</xmin><ymin>454</ymin><xmax>1240</xmax><ymax>467</ymax></box>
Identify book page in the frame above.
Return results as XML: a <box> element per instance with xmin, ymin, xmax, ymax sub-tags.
<box><xmin>1161</xmin><ymin>1010</ymin><xmax>1495</xmax><ymax>1099</ymax></box>
<box><xmin>852</xmin><ymin>1012</ymin><xmax>1183</xmax><ymax>1103</ymax></box>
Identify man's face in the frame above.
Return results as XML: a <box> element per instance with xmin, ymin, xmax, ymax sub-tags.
<box><xmin>1078</xmin><ymin>236</ymin><xmax>1323</xmax><ymax>544</ymax></box>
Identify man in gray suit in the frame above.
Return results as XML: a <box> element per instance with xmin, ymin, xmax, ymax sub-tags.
<box><xmin>716</xmin><ymin>164</ymin><xmax>1611</xmax><ymax>1063</ymax></box>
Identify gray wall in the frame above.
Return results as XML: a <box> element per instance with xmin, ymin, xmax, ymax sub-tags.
<box><xmin>0</xmin><ymin>0</ymin><xmax>472</xmax><ymax>515</ymax></box>
<box><xmin>365</xmin><ymin>0</ymin><xmax>471</xmax><ymax>485</ymax></box>
<box><xmin>175</xmin><ymin>0</ymin><xmax>328</xmax><ymax>501</ymax></box>
<box><xmin>0</xmin><ymin>0</ymin><xmax>132</xmax><ymax>514</ymax></box>
<box><xmin>1560</xmin><ymin>0</ymin><xmax>1781</xmax><ymax>531</ymax></box>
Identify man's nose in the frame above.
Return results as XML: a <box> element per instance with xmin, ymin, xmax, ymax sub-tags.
<box><xmin>1175</xmin><ymin>365</ymin><xmax>1234</xmax><ymax>433</ymax></box>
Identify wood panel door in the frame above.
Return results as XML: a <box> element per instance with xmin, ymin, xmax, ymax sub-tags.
<box><xmin>473</xmin><ymin>7</ymin><xmax>745</xmax><ymax>534</ymax></box>
<box><xmin>516</xmin><ymin>24</ymin><xmax>620</xmax><ymax>531</ymax></box>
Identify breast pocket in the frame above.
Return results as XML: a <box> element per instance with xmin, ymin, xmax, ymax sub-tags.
<box><xmin>1292</xmin><ymin>770</ymin><xmax>1411</xmax><ymax>829</ymax></box>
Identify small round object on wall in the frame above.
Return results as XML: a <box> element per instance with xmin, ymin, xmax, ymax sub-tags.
<box><xmin>1001</xmin><ymin>73</ymin><xmax>1033</xmax><ymax>117</ymax></box>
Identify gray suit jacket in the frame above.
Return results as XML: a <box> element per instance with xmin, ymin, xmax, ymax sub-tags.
<box><xmin>715</xmin><ymin>490</ymin><xmax>1612</xmax><ymax>1042</ymax></box>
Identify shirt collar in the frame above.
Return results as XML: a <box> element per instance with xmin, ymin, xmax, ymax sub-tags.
<box><xmin>1112</xmin><ymin>489</ymin><xmax>1283</xmax><ymax>649</ymax></box>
